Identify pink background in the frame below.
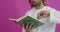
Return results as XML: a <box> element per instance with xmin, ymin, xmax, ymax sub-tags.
<box><xmin>0</xmin><ymin>0</ymin><xmax>60</xmax><ymax>32</ymax></box>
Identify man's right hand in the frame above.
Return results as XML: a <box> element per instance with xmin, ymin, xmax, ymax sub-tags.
<box><xmin>37</xmin><ymin>11</ymin><xmax>50</xmax><ymax>19</ymax></box>
<box><xmin>23</xmin><ymin>23</ymin><xmax>34</xmax><ymax>32</ymax></box>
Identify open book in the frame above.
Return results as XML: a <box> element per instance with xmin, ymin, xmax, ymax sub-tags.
<box><xmin>16</xmin><ymin>16</ymin><xmax>44</xmax><ymax>29</ymax></box>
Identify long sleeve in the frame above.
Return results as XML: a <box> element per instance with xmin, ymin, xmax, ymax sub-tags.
<box><xmin>50</xmin><ymin>8</ymin><xmax>60</xmax><ymax>24</ymax></box>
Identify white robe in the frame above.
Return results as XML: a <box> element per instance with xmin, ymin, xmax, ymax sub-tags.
<box><xmin>20</xmin><ymin>6</ymin><xmax>60</xmax><ymax>32</ymax></box>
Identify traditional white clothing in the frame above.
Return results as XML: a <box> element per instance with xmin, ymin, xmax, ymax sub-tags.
<box><xmin>17</xmin><ymin>6</ymin><xmax>60</xmax><ymax>32</ymax></box>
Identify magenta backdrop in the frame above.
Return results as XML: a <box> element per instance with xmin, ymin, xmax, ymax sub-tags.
<box><xmin>0</xmin><ymin>0</ymin><xmax>60</xmax><ymax>32</ymax></box>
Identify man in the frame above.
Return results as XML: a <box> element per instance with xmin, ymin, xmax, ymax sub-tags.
<box><xmin>9</xmin><ymin>0</ymin><xmax>60</xmax><ymax>32</ymax></box>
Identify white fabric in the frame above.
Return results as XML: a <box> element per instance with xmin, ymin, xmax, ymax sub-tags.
<box><xmin>22</xmin><ymin>6</ymin><xmax>60</xmax><ymax>32</ymax></box>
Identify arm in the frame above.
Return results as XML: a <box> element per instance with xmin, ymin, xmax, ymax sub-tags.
<box><xmin>50</xmin><ymin>9</ymin><xmax>60</xmax><ymax>24</ymax></box>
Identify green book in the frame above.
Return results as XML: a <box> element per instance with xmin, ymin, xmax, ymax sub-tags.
<box><xmin>17</xmin><ymin>16</ymin><xmax>44</xmax><ymax>29</ymax></box>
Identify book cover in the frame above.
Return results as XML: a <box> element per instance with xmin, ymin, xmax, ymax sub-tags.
<box><xmin>17</xmin><ymin>16</ymin><xmax>44</xmax><ymax>29</ymax></box>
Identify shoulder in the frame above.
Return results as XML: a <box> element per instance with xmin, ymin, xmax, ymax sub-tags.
<box><xmin>46</xmin><ymin>6</ymin><xmax>60</xmax><ymax>14</ymax></box>
<box><xmin>45</xmin><ymin>6</ymin><xmax>54</xmax><ymax>10</ymax></box>
<box><xmin>45</xmin><ymin>6</ymin><xmax>58</xmax><ymax>11</ymax></box>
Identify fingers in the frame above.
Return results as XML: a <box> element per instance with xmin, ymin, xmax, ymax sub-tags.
<box><xmin>37</xmin><ymin>14</ymin><xmax>40</xmax><ymax>19</ymax></box>
<box><xmin>37</xmin><ymin>12</ymin><xmax>43</xmax><ymax>19</ymax></box>
<box><xmin>23</xmin><ymin>23</ymin><xmax>34</xmax><ymax>32</ymax></box>
<box><xmin>23</xmin><ymin>23</ymin><xmax>34</xmax><ymax>30</ymax></box>
<box><xmin>26</xmin><ymin>23</ymin><xmax>29</xmax><ymax>29</ymax></box>
<box><xmin>37</xmin><ymin>11</ymin><xmax>50</xmax><ymax>19</ymax></box>
<box><xmin>43</xmin><ymin>11</ymin><xmax>50</xmax><ymax>18</ymax></box>
<box><xmin>23</xmin><ymin>24</ymin><xmax>25</xmax><ymax>28</ymax></box>
<box><xmin>29</xmin><ymin>23</ymin><xmax>34</xmax><ymax>30</ymax></box>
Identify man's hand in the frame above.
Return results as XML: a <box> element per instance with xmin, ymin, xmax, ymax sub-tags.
<box><xmin>23</xmin><ymin>23</ymin><xmax>34</xmax><ymax>32</ymax></box>
<box><xmin>37</xmin><ymin>11</ymin><xmax>50</xmax><ymax>19</ymax></box>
